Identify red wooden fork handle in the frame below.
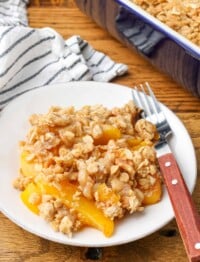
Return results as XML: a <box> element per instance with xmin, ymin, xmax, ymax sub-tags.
<box><xmin>158</xmin><ymin>153</ymin><xmax>200</xmax><ymax>262</ymax></box>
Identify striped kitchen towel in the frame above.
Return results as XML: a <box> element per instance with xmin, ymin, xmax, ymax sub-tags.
<box><xmin>0</xmin><ymin>0</ymin><xmax>128</xmax><ymax>110</ymax></box>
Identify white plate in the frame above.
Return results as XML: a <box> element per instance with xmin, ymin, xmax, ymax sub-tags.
<box><xmin>0</xmin><ymin>81</ymin><xmax>197</xmax><ymax>247</ymax></box>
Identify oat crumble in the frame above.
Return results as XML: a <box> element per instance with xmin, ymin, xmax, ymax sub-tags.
<box><xmin>130</xmin><ymin>0</ymin><xmax>200</xmax><ymax>46</ymax></box>
<box><xmin>13</xmin><ymin>101</ymin><xmax>162</xmax><ymax>237</ymax></box>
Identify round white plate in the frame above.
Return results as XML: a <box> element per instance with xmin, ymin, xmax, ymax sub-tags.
<box><xmin>0</xmin><ymin>81</ymin><xmax>197</xmax><ymax>247</ymax></box>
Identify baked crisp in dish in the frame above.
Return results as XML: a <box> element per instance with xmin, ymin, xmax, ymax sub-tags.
<box><xmin>13</xmin><ymin>101</ymin><xmax>162</xmax><ymax>237</ymax></box>
<box><xmin>130</xmin><ymin>0</ymin><xmax>200</xmax><ymax>46</ymax></box>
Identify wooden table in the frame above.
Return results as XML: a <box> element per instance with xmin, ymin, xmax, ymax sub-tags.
<box><xmin>1</xmin><ymin>1</ymin><xmax>200</xmax><ymax>261</ymax></box>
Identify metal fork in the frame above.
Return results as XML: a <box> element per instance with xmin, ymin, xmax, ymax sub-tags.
<box><xmin>132</xmin><ymin>83</ymin><xmax>200</xmax><ymax>262</ymax></box>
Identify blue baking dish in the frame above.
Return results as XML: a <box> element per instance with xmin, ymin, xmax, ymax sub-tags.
<box><xmin>75</xmin><ymin>0</ymin><xmax>200</xmax><ymax>97</ymax></box>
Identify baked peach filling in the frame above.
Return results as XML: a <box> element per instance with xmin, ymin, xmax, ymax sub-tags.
<box><xmin>14</xmin><ymin>101</ymin><xmax>162</xmax><ymax>237</ymax></box>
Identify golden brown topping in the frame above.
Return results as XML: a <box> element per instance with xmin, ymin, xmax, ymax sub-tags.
<box><xmin>131</xmin><ymin>0</ymin><xmax>200</xmax><ymax>46</ymax></box>
<box><xmin>15</xmin><ymin>100</ymin><xmax>162</xmax><ymax>237</ymax></box>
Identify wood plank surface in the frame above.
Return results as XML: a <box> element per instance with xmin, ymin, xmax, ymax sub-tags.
<box><xmin>0</xmin><ymin>1</ymin><xmax>200</xmax><ymax>262</ymax></box>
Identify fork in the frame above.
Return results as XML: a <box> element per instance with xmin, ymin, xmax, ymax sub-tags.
<box><xmin>132</xmin><ymin>83</ymin><xmax>200</xmax><ymax>262</ymax></box>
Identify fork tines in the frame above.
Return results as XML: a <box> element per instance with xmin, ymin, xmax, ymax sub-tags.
<box><xmin>132</xmin><ymin>82</ymin><xmax>162</xmax><ymax>124</ymax></box>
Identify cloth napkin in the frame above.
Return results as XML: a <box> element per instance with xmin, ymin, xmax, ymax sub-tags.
<box><xmin>0</xmin><ymin>0</ymin><xmax>128</xmax><ymax>110</ymax></box>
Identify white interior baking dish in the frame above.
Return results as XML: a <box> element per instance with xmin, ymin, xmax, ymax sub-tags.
<box><xmin>75</xmin><ymin>0</ymin><xmax>200</xmax><ymax>96</ymax></box>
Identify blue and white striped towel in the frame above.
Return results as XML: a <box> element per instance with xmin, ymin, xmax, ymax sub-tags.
<box><xmin>0</xmin><ymin>0</ymin><xmax>128</xmax><ymax>110</ymax></box>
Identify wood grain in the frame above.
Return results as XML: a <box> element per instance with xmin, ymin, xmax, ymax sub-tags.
<box><xmin>0</xmin><ymin>1</ymin><xmax>200</xmax><ymax>262</ymax></box>
<box><xmin>29</xmin><ymin>0</ymin><xmax>75</xmax><ymax>6</ymax></box>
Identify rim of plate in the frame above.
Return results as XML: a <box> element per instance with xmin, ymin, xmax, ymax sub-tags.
<box><xmin>0</xmin><ymin>81</ymin><xmax>197</xmax><ymax>247</ymax></box>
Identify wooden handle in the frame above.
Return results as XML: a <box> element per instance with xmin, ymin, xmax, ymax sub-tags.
<box><xmin>158</xmin><ymin>153</ymin><xmax>200</xmax><ymax>262</ymax></box>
